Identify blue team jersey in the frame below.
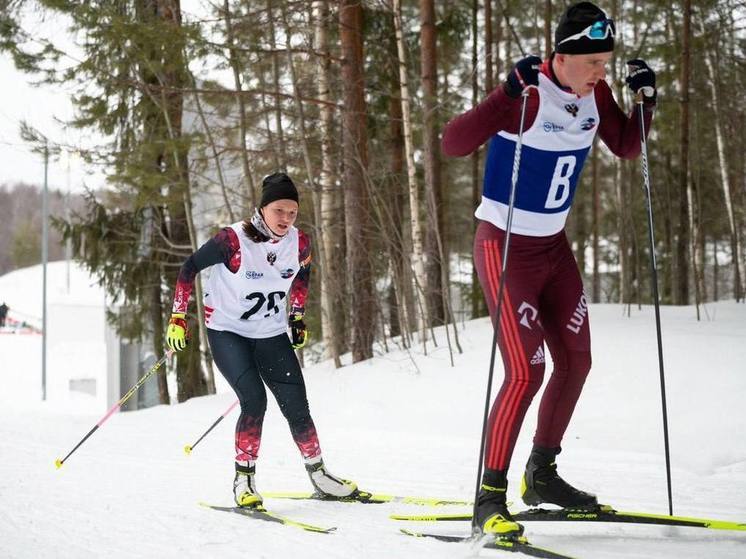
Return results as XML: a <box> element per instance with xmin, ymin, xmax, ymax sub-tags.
<box><xmin>475</xmin><ymin>73</ymin><xmax>599</xmax><ymax>237</ymax></box>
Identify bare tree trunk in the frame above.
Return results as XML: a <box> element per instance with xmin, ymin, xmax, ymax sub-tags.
<box><xmin>575</xmin><ymin>190</ymin><xmax>587</xmax><ymax>281</ymax></box>
<box><xmin>676</xmin><ymin>0</ymin><xmax>692</xmax><ymax>305</ymax></box>
<box><xmin>687</xmin><ymin>170</ymin><xmax>701</xmax><ymax>318</ymax></box>
<box><xmin>339</xmin><ymin>0</ymin><xmax>374</xmax><ymax>361</ymax></box>
<box><xmin>386</xmin><ymin>19</ymin><xmax>411</xmax><ymax>345</ymax></box>
<box><xmin>267</xmin><ymin>0</ymin><xmax>288</xmax><ymax>167</ymax></box>
<box><xmin>664</xmin><ymin>150</ymin><xmax>676</xmax><ymax>302</ymax></box>
<box><xmin>312</xmin><ymin>0</ymin><xmax>343</xmax><ymax>367</ymax></box>
<box><xmin>149</xmin><ymin>219</ymin><xmax>169</xmax><ymax>403</ymax></box>
<box><xmin>420</xmin><ymin>0</ymin><xmax>445</xmax><ymax>325</ymax></box>
<box><xmin>591</xmin><ymin>139</ymin><xmax>600</xmax><ymax>303</ymax></box>
<box><xmin>533</xmin><ymin>0</ymin><xmax>540</xmax><ymax>55</ymax></box>
<box><xmin>282</xmin><ymin>2</ymin><xmax>335</xmax><ymax>364</ymax></box>
<box><xmin>470</xmin><ymin>0</ymin><xmax>484</xmax><ymax>319</ymax></box>
<box><xmin>610</xmin><ymin>0</ymin><xmax>627</xmax><ymax>306</ymax></box>
<box><xmin>223</xmin><ymin>0</ymin><xmax>256</xmax><ymax>209</ymax></box>
<box><xmin>140</xmin><ymin>0</ymin><xmax>207</xmax><ymax>401</ymax></box>
<box><xmin>485</xmin><ymin>0</ymin><xmax>493</xmax><ymax>92</ymax></box>
<box><xmin>713</xmin><ymin>237</ymin><xmax>719</xmax><ymax>301</ymax></box>
<box><xmin>257</xmin><ymin>68</ymin><xmax>282</xmax><ymax>169</ymax></box>
<box><xmin>494</xmin><ymin>0</ymin><xmax>503</xmax><ymax>80</ymax></box>
<box><xmin>543</xmin><ymin>0</ymin><xmax>552</xmax><ymax>59</ymax></box>
<box><xmin>700</xmin><ymin>14</ymin><xmax>742</xmax><ymax>302</ymax></box>
<box><xmin>190</xmin><ymin>74</ymin><xmax>236</xmax><ymax>222</ymax></box>
<box><xmin>393</xmin><ymin>0</ymin><xmax>429</xmax><ymax>344</ymax></box>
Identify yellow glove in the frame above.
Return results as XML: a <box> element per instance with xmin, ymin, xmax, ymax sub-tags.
<box><xmin>166</xmin><ymin>313</ymin><xmax>188</xmax><ymax>351</ymax></box>
<box><xmin>289</xmin><ymin>312</ymin><xmax>307</xmax><ymax>350</ymax></box>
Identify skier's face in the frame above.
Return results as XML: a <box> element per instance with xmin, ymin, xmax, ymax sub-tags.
<box><xmin>262</xmin><ymin>199</ymin><xmax>299</xmax><ymax>236</ymax></box>
<box><xmin>554</xmin><ymin>52</ymin><xmax>612</xmax><ymax>97</ymax></box>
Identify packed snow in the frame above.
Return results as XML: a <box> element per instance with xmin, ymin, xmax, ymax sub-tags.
<box><xmin>0</xmin><ymin>264</ymin><xmax>744</xmax><ymax>558</ymax></box>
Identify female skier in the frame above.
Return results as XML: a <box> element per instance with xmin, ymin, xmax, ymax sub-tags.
<box><xmin>166</xmin><ymin>172</ymin><xmax>357</xmax><ymax>507</ymax></box>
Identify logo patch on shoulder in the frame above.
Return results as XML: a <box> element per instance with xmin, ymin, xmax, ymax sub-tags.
<box><xmin>280</xmin><ymin>268</ymin><xmax>295</xmax><ymax>279</ymax></box>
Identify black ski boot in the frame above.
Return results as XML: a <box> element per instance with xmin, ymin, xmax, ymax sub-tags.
<box><xmin>474</xmin><ymin>469</ymin><xmax>524</xmax><ymax>537</ymax></box>
<box><xmin>521</xmin><ymin>446</ymin><xmax>597</xmax><ymax>509</ymax></box>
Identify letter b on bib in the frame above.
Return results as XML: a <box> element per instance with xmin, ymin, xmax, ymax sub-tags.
<box><xmin>545</xmin><ymin>156</ymin><xmax>577</xmax><ymax>209</ymax></box>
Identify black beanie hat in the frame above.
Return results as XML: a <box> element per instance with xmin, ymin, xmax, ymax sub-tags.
<box><xmin>555</xmin><ymin>2</ymin><xmax>614</xmax><ymax>55</ymax></box>
<box><xmin>259</xmin><ymin>172</ymin><xmax>299</xmax><ymax>208</ymax></box>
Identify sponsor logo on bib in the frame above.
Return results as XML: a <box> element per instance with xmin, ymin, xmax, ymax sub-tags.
<box><xmin>580</xmin><ymin>117</ymin><xmax>597</xmax><ymax>131</ymax></box>
<box><xmin>543</xmin><ymin>121</ymin><xmax>565</xmax><ymax>133</ymax></box>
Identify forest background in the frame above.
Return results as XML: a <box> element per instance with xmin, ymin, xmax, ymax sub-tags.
<box><xmin>0</xmin><ymin>0</ymin><xmax>743</xmax><ymax>403</ymax></box>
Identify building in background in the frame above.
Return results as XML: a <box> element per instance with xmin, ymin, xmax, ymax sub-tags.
<box><xmin>0</xmin><ymin>261</ymin><xmax>160</xmax><ymax>411</ymax></box>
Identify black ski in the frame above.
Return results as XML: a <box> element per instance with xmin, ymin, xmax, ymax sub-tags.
<box><xmin>401</xmin><ymin>529</ymin><xmax>578</xmax><ymax>559</ymax></box>
<box><xmin>514</xmin><ymin>506</ymin><xmax>746</xmax><ymax>531</ymax></box>
<box><xmin>199</xmin><ymin>502</ymin><xmax>336</xmax><ymax>533</ymax></box>
<box><xmin>391</xmin><ymin>504</ymin><xmax>746</xmax><ymax>532</ymax></box>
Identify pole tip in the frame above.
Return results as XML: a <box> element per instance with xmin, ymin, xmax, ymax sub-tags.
<box><xmin>54</xmin><ymin>459</ymin><xmax>63</xmax><ymax>469</ymax></box>
<box><xmin>184</xmin><ymin>445</ymin><xmax>192</xmax><ymax>455</ymax></box>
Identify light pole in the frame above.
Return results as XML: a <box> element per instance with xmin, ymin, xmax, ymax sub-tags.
<box><xmin>42</xmin><ymin>143</ymin><xmax>49</xmax><ymax>401</ymax></box>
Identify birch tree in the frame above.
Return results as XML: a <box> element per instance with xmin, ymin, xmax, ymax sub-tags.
<box><xmin>393</xmin><ymin>0</ymin><xmax>429</xmax><ymax>343</ymax></box>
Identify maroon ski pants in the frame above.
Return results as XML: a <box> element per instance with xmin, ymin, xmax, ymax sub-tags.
<box><xmin>474</xmin><ymin>220</ymin><xmax>592</xmax><ymax>471</ymax></box>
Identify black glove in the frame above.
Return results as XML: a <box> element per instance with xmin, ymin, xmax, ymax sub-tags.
<box><xmin>505</xmin><ymin>55</ymin><xmax>542</xmax><ymax>98</ymax></box>
<box><xmin>289</xmin><ymin>312</ymin><xmax>308</xmax><ymax>350</ymax></box>
<box><xmin>625</xmin><ymin>59</ymin><xmax>656</xmax><ymax>101</ymax></box>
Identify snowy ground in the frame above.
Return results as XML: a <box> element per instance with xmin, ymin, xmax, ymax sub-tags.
<box><xmin>0</xmin><ymin>296</ymin><xmax>745</xmax><ymax>558</ymax></box>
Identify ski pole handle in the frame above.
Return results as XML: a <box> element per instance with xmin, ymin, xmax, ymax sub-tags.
<box><xmin>184</xmin><ymin>399</ymin><xmax>240</xmax><ymax>455</ymax></box>
<box><xmin>54</xmin><ymin>350</ymin><xmax>173</xmax><ymax>469</ymax></box>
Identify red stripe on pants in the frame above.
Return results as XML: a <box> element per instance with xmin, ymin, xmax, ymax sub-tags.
<box><xmin>483</xmin><ymin>239</ymin><xmax>530</xmax><ymax>470</ymax></box>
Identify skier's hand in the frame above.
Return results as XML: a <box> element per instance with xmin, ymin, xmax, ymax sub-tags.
<box><xmin>505</xmin><ymin>55</ymin><xmax>542</xmax><ymax>98</ymax></box>
<box><xmin>289</xmin><ymin>312</ymin><xmax>308</xmax><ymax>350</ymax></box>
<box><xmin>166</xmin><ymin>313</ymin><xmax>188</xmax><ymax>352</ymax></box>
<box><xmin>625</xmin><ymin>59</ymin><xmax>656</xmax><ymax>100</ymax></box>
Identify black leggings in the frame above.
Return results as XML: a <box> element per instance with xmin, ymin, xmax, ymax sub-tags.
<box><xmin>207</xmin><ymin>329</ymin><xmax>321</xmax><ymax>463</ymax></box>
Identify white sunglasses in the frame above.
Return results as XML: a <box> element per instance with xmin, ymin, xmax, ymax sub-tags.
<box><xmin>558</xmin><ymin>19</ymin><xmax>616</xmax><ymax>46</ymax></box>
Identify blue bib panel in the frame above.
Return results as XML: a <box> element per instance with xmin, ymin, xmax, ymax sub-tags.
<box><xmin>476</xmin><ymin>73</ymin><xmax>600</xmax><ymax>237</ymax></box>
<box><xmin>483</xmin><ymin>136</ymin><xmax>590</xmax><ymax>214</ymax></box>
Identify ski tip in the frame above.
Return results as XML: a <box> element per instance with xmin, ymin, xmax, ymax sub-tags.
<box><xmin>54</xmin><ymin>458</ymin><xmax>63</xmax><ymax>470</ymax></box>
<box><xmin>400</xmin><ymin>528</ymin><xmax>419</xmax><ymax>537</ymax></box>
<box><xmin>184</xmin><ymin>445</ymin><xmax>193</xmax><ymax>455</ymax></box>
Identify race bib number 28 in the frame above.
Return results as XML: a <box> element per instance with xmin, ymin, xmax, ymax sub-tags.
<box><xmin>240</xmin><ymin>291</ymin><xmax>286</xmax><ymax>320</ymax></box>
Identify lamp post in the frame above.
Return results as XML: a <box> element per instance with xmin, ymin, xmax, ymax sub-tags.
<box><xmin>42</xmin><ymin>143</ymin><xmax>49</xmax><ymax>401</ymax></box>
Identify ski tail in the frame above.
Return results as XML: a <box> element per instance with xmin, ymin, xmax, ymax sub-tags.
<box><xmin>400</xmin><ymin>529</ymin><xmax>578</xmax><ymax>559</ymax></box>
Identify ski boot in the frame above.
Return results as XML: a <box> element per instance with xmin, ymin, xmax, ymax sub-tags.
<box><xmin>233</xmin><ymin>461</ymin><xmax>263</xmax><ymax>508</ymax></box>
<box><xmin>474</xmin><ymin>469</ymin><xmax>524</xmax><ymax>537</ymax></box>
<box><xmin>521</xmin><ymin>446</ymin><xmax>597</xmax><ymax>509</ymax></box>
<box><xmin>304</xmin><ymin>456</ymin><xmax>358</xmax><ymax>500</ymax></box>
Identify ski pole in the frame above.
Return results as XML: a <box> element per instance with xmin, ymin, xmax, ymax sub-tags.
<box><xmin>184</xmin><ymin>399</ymin><xmax>240</xmax><ymax>455</ymax></box>
<box><xmin>54</xmin><ymin>350</ymin><xmax>173</xmax><ymax>469</ymax></box>
<box><xmin>472</xmin><ymin>86</ymin><xmax>532</xmax><ymax>531</ymax></box>
<box><xmin>635</xmin><ymin>87</ymin><xmax>673</xmax><ymax>516</ymax></box>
